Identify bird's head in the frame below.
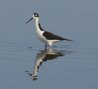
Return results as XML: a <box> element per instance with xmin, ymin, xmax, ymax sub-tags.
<box><xmin>33</xmin><ymin>13</ymin><xmax>39</xmax><ymax>20</ymax></box>
<box><xmin>25</xmin><ymin>13</ymin><xmax>39</xmax><ymax>24</ymax></box>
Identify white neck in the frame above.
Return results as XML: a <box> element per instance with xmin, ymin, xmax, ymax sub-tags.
<box><xmin>34</xmin><ymin>18</ymin><xmax>41</xmax><ymax>32</ymax></box>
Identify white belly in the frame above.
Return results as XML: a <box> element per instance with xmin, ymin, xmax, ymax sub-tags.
<box><xmin>36</xmin><ymin>30</ymin><xmax>60</xmax><ymax>47</ymax></box>
<box><xmin>36</xmin><ymin>30</ymin><xmax>47</xmax><ymax>42</ymax></box>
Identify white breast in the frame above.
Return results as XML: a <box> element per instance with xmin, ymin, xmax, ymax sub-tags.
<box><xmin>36</xmin><ymin>30</ymin><xmax>47</xmax><ymax>42</ymax></box>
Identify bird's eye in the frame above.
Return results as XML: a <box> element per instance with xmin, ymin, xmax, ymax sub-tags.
<box><xmin>34</xmin><ymin>13</ymin><xmax>39</xmax><ymax>17</ymax></box>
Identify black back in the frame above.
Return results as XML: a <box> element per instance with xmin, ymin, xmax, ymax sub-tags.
<box><xmin>43</xmin><ymin>31</ymin><xmax>66</xmax><ymax>40</ymax></box>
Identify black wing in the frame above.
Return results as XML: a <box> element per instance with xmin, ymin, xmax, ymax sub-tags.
<box><xmin>43</xmin><ymin>31</ymin><xmax>71</xmax><ymax>41</ymax></box>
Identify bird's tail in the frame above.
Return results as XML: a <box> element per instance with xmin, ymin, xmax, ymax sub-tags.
<box><xmin>64</xmin><ymin>38</ymin><xmax>72</xmax><ymax>41</ymax></box>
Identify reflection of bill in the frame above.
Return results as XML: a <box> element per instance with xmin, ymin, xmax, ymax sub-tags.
<box><xmin>32</xmin><ymin>48</ymin><xmax>72</xmax><ymax>80</ymax></box>
<box><xmin>25</xmin><ymin>48</ymin><xmax>72</xmax><ymax>80</ymax></box>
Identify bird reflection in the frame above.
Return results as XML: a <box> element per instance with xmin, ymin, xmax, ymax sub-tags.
<box><xmin>26</xmin><ymin>48</ymin><xmax>72</xmax><ymax>80</ymax></box>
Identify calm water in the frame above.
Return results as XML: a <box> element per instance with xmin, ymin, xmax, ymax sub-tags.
<box><xmin>0</xmin><ymin>0</ymin><xmax>98</xmax><ymax>89</ymax></box>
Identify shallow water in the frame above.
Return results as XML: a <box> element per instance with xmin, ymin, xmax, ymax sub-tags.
<box><xmin>0</xmin><ymin>0</ymin><xmax>98</xmax><ymax>89</ymax></box>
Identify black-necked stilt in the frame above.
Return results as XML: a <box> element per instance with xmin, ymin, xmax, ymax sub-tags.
<box><xmin>26</xmin><ymin>13</ymin><xmax>72</xmax><ymax>48</ymax></box>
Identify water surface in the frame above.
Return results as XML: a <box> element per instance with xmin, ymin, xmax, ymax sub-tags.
<box><xmin>0</xmin><ymin>0</ymin><xmax>98</xmax><ymax>89</ymax></box>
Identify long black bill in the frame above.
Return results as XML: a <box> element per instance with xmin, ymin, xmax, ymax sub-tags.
<box><xmin>25</xmin><ymin>18</ymin><xmax>33</xmax><ymax>24</ymax></box>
